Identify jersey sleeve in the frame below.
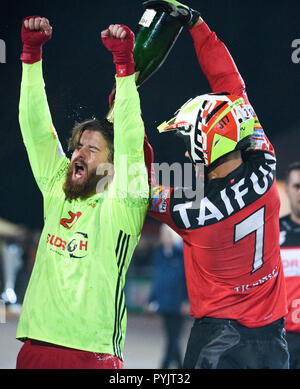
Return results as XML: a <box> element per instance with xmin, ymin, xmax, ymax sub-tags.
<box><xmin>144</xmin><ymin>130</ymin><xmax>179</xmax><ymax>228</ymax></box>
<box><xmin>19</xmin><ymin>60</ymin><xmax>68</xmax><ymax>195</ymax></box>
<box><xmin>148</xmin><ymin>184</ymin><xmax>180</xmax><ymax>231</ymax></box>
<box><xmin>144</xmin><ymin>133</ymin><xmax>155</xmax><ymax>187</ymax></box>
<box><xmin>189</xmin><ymin>22</ymin><xmax>248</xmax><ymax>102</ymax></box>
<box><xmin>106</xmin><ymin>74</ymin><xmax>149</xmax><ymax>235</ymax></box>
<box><xmin>190</xmin><ymin>22</ymin><xmax>275</xmax><ymax>156</ymax></box>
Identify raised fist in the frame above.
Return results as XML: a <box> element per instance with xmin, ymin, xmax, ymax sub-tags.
<box><xmin>21</xmin><ymin>16</ymin><xmax>52</xmax><ymax>64</ymax></box>
<box><xmin>101</xmin><ymin>24</ymin><xmax>129</xmax><ymax>41</ymax></box>
<box><xmin>101</xmin><ymin>24</ymin><xmax>134</xmax><ymax>55</ymax></box>
<box><xmin>101</xmin><ymin>24</ymin><xmax>135</xmax><ymax>77</ymax></box>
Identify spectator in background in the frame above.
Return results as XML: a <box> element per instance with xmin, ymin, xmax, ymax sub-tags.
<box><xmin>280</xmin><ymin>161</ymin><xmax>300</xmax><ymax>369</ymax></box>
<box><xmin>0</xmin><ymin>238</ymin><xmax>23</xmax><ymax>308</ymax></box>
<box><xmin>15</xmin><ymin>230</ymin><xmax>39</xmax><ymax>305</ymax></box>
<box><xmin>147</xmin><ymin>223</ymin><xmax>189</xmax><ymax>369</ymax></box>
<box><xmin>0</xmin><ymin>239</ymin><xmax>4</xmax><ymax>296</ymax></box>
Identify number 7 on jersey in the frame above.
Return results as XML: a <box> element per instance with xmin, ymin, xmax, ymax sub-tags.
<box><xmin>234</xmin><ymin>207</ymin><xmax>265</xmax><ymax>274</ymax></box>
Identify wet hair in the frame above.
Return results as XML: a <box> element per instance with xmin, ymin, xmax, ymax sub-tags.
<box><xmin>67</xmin><ymin>118</ymin><xmax>114</xmax><ymax>162</ymax></box>
<box><xmin>286</xmin><ymin>161</ymin><xmax>300</xmax><ymax>183</ymax></box>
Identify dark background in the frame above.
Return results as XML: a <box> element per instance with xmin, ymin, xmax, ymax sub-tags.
<box><xmin>0</xmin><ymin>0</ymin><xmax>299</xmax><ymax>230</ymax></box>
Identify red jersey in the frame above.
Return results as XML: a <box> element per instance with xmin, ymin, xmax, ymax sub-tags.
<box><xmin>280</xmin><ymin>215</ymin><xmax>300</xmax><ymax>334</ymax></box>
<box><xmin>146</xmin><ymin>22</ymin><xmax>287</xmax><ymax>327</ymax></box>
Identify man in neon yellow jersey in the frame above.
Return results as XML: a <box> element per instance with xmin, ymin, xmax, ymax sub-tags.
<box><xmin>16</xmin><ymin>17</ymin><xmax>149</xmax><ymax>369</ymax></box>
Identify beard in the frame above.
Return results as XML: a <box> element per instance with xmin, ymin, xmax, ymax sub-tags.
<box><xmin>63</xmin><ymin>162</ymin><xmax>100</xmax><ymax>201</ymax></box>
<box><xmin>291</xmin><ymin>202</ymin><xmax>300</xmax><ymax>220</ymax></box>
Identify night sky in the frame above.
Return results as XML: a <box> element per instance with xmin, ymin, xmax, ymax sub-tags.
<box><xmin>0</xmin><ymin>0</ymin><xmax>299</xmax><ymax>230</ymax></box>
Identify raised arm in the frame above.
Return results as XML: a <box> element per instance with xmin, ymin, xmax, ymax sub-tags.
<box><xmin>151</xmin><ymin>1</ymin><xmax>248</xmax><ymax>100</ymax></box>
<box><xmin>101</xmin><ymin>25</ymin><xmax>143</xmax><ymax>157</ymax></box>
<box><xmin>188</xmin><ymin>13</ymin><xmax>274</xmax><ymax>152</ymax></box>
<box><xmin>101</xmin><ymin>25</ymin><xmax>149</xmax><ymax>211</ymax></box>
<box><xmin>189</xmin><ymin>16</ymin><xmax>249</xmax><ymax>103</ymax></box>
<box><xmin>19</xmin><ymin>17</ymin><xmax>67</xmax><ymax>194</ymax></box>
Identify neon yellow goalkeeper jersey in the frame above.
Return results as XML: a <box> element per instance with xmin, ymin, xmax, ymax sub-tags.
<box><xmin>16</xmin><ymin>61</ymin><xmax>149</xmax><ymax>359</ymax></box>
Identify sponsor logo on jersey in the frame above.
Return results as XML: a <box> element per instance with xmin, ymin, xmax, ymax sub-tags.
<box><xmin>233</xmin><ymin>265</ymin><xmax>279</xmax><ymax>292</ymax></box>
<box><xmin>253</xmin><ymin>127</ymin><xmax>265</xmax><ymax>140</ymax></box>
<box><xmin>50</xmin><ymin>124</ymin><xmax>57</xmax><ymax>140</ymax></box>
<box><xmin>60</xmin><ymin>211</ymin><xmax>82</xmax><ymax>230</ymax></box>
<box><xmin>280</xmin><ymin>248</ymin><xmax>300</xmax><ymax>277</ymax></box>
<box><xmin>47</xmin><ymin>231</ymin><xmax>88</xmax><ymax>259</ymax></box>
<box><xmin>151</xmin><ymin>186</ymin><xmax>170</xmax><ymax>214</ymax></box>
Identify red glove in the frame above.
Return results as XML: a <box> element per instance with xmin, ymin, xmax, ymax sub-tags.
<box><xmin>108</xmin><ymin>83</ymin><xmax>116</xmax><ymax>108</ymax></box>
<box><xmin>21</xmin><ymin>16</ymin><xmax>52</xmax><ymax>64</ymax></box>
<box><xmin>144</xmin><ymin>133</ymin><xmax>155</xmax><ymax>187</ymax></box>
<box><xmin>101</xmin><ymin>24</ymin><xmax>135</xmax><ymax>77</ymax></box>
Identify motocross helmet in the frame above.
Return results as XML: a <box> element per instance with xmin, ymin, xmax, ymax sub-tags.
<box><xmin>158</xmin><ymin>93</ymin><xmax>255</xmax><ymax>167</ymax></box>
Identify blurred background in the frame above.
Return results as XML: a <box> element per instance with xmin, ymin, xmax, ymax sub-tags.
<box><xmin>0</xmin><ymin>0</ymin><xmax>299</xmax><ymax>368</ymax></box>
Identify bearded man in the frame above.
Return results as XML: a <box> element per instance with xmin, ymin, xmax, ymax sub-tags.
<box><xmin>16</xmin><ymin>17</ymin><xmax>148</xmax><ymax>369</ymax></box>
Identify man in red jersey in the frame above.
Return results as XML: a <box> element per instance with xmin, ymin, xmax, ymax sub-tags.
<box><xmin>143</xmin><ymin>0</ymin><xmax>289</xmax><ymax>369</ymax></box>
<box><xmin>280</xmin><ymin>162</ymin><xmax>300</xmax><ymax>369</ymax></box>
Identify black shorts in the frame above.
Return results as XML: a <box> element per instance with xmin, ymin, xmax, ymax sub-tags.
<box><xmin>286</xmin><ymin>331</ymin><xmax>300</xmax><ymax>369</ymax></box>
<box><xmin>183</xmin><ymin>317</ymin><xmax>289</xmax><ymax>369</ymax></box>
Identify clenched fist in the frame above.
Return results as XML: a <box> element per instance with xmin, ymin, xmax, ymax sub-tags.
<box><xmin>21</xmin><ymin>16</ymin><xmax>52</xmax><ymax>64</ymax></box>
<box><xmin>101</xmin><ymin>24</ymin><xmax>135</xmax><ymax>77</ymax></box>
<box><xmin>101</xmin><ymin>24</ymin><xmax>128</xmax><ymax>41</ymax></box>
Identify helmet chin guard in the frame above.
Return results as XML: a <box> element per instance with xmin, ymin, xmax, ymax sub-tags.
<box><xmin>158</xmin><ymin>93</ymin><xmax>255</xmax><ymax>167</ymax></box>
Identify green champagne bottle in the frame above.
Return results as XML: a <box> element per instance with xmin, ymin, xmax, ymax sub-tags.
<box><xmin>106</xmin><ymin>1</ymin><xmax>187</xmax><ymax>122</ymax></box>
<box><xmin>133</xmin><ymin>1</ymin><xmax>185</xmax><ymax>87</ymax></box>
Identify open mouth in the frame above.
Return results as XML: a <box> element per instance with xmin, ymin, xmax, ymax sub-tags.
<box><xmin>72</xmin><ymin>161</ymin><xmax>87</xmax><ymax>180</ymax></box>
